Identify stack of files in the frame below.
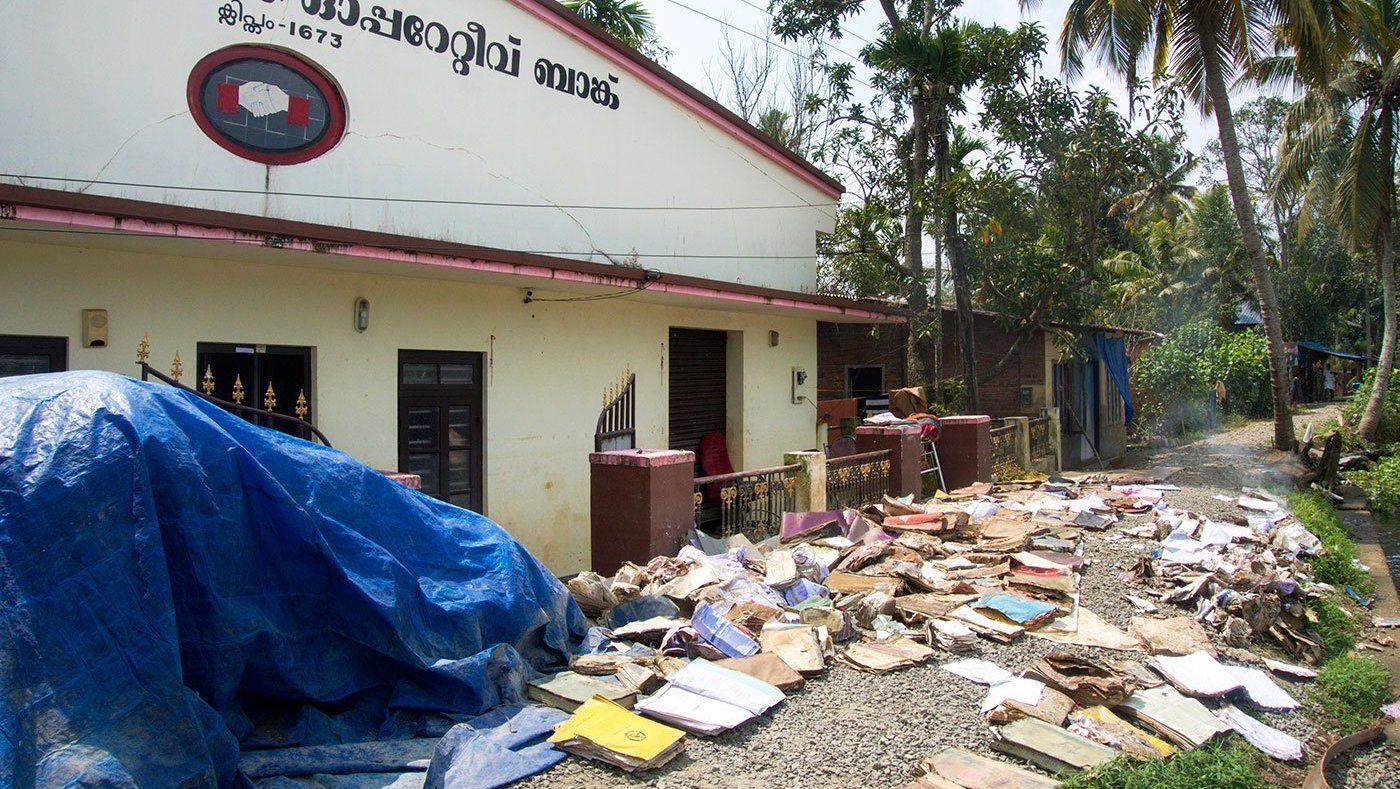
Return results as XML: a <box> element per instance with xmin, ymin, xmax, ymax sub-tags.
<box><xmin>548</xmin><ymin>695</ymin><xmax>685</xmax><ymax>772</ymax></box>
<box><xmin>527</xmin><ymin>671</ymin><xmax>636</xmax><ymax>712</ymax></box>
<box><xmin>1115</xmin><ymin>684</ymin><xmax>1231</xmax><ymax>748</ymax></box>
<box><xmin>633</xmin><ymin>658</ymin><xmax>785</xmax><ymax>735</ymax></box>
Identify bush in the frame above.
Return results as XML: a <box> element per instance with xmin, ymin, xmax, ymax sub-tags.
<box><xmin>1133</xmin><ymin>320</ymin><xmax>1271</xmax><ymax>437</ymax></box>
<box><xmin>1314</xmin><ymin>655</ymin><xmax>1393</xmax><ymax>733</ymax></box>
<box><xmin>1060</xmin><ymin>740</ymin><xmax>1264</xmax><ymax>789</ymax></box>
<box><xmin>1347</xmin><ymin>454</ymin><xmax>1400</xmax><ymax>513</ymax></box>
<box><xmin>1287</xmin><ymin>491</ymin><xmax>1373</xmax><ymax>594</ymax></box>
<box><xmin>1307</xmin><ymin>596</ymin><xmax>1359</xmax><ymax>660</ymax></box>
<box><xmin>1341</xmin><ymin>366</ymin><xmax>1400</xmax><ymax>444</ymax></box>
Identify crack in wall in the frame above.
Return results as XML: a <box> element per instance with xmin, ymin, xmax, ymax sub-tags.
<box><xmin>347</xmin><ymin>131</ymin><xmax>607</xmax><ymax>260</ymax></box>
<box><xmin>76</xmin><ymin>113</ymin><xmax>187</xmax><ymax>195</ymax></box>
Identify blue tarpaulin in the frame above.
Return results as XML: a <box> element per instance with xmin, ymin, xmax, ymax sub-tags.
<box><xmin>1295</xmin><ymin>340</ymin><xmax>1374</xmax><ymax>364</ymax></box>
<box><xmin>1092</xmin><ymin>333</ymin><xmax>1135</xmax><ymax>425</ymax></box>
<box><xmin>0</xmin><ymin>371</ymin><xmax>586</xmax><ymax>787</ymax></box>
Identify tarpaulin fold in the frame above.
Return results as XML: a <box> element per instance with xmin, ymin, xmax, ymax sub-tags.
<box><xmin>0</xmin><ymin>372</ymin><xmax>585</xmax><ymax>787</ymax></box>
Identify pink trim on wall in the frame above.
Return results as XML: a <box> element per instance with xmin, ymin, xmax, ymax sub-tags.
<box><xmin>10</xmin><ymin>205</ymin><xmax>902</xmax><ymax>323</ymax></box>
<box><xmin>508</xmin><ymin>0</ymin><xmax>842</xmax><ymax>200</ymax></box>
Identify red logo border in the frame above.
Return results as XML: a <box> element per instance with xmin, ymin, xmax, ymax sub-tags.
<box><xmin>187</xmin><ymin>45</ymin><xmax>347</xmax><ymax>166</ymax></box>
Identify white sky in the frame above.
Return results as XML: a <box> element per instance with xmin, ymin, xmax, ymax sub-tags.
<box><xmin>645</xmin><ymin>0</ymin><xmax>1242</xmax><ymax>181</ymax></box>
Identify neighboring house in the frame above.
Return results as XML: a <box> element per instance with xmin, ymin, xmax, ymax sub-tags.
<box><xmin>0</xmin><ymin>0</ymin><xmax>901</xmax><ymax>573</ymax></box>
<box><xmin>818</xmin><ymin>308</ymin><xmax>1156</xmax><ymax>467</ymax></box>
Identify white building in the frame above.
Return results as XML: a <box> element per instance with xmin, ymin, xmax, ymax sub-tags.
<box><xmin>0</xmin><ymin>0</ymin><xmax>900</xmax><ymax>572</ymax></box>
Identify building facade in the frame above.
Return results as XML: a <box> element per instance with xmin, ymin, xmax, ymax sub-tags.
<box><xmin>0</xmin><ymin>0</ymin><xmax>900</xmax><ymax>572</ymax></box>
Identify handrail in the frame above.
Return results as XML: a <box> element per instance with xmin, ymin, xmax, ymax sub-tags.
<box><xmin>138</xmin><ymin>362</ymin><xmax>333</xmax><ymax>447</ymax></box>
<box><xmin>694</xmin><ymin>463</ymin><xmax>801</xmax><ymax>487</ymax></box>
<box><xmin>827</xmin><ymin>448</ymin><xmax>892</xmax><ymax>468</ymax></box>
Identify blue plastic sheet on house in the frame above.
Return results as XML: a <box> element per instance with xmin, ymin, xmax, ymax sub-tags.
<box><xmin>1092</xmin><ymin>333</ymin><xmax>1135</xmax><ymax>425</ymax></box>
<box><xmin>0</xmin><ymin>371</ymin><xmax>586</xmax><ymax>787</ymax></box>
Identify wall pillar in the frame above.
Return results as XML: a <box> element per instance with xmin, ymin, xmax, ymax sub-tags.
<box><xmin>1004</xmin><ymin>416</ymin><xmax>1031</xmax><ymax>469</ymax></box>
<box><xmin>785</xmin><ymin>451</ymin><xmax>827</xmax><ymax>512</ymax></box>
<box><xmin>589</xmin><ymin>449</ymin><xmax>695</xmax><ymax>576</ymax></box>
<box><xmin>1046</xmin><ymin>408</ymin><xmax>1064</xmax><ymax>472</ymax></box>
<box><xmin>938</xmin><ymin>415</ymin><xmax>992</xmax><ymax>489</ymax></box>
<box><xmin>853</xmin><ymin>424</ymin><xmax>922</xmax><ymax>499</ymax></box>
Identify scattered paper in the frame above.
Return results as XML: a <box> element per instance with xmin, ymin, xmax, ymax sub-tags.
<box><xmin>1216</xmin><ymin>704</ymin><xmax>1303</xmax><ymax>761</ymax></box>
<box><xmin>1224</xmin><ymin>665</ymin><xmax>1300</xmax><ymax>710</ymax></box>
<box><xmin>1262</xmin><ymin>658</ymin><xmax>1317</xmax><ymax>679</ymax></box>
<box><xmin>1150</xmin><ymin>651</ymin><xmax>1244</xmax><ymax>697</ymax></box>
<box><xmin>942</xmin><ymin>658</ymin><xmax>1013</xmax><ymax>685</ymax></box>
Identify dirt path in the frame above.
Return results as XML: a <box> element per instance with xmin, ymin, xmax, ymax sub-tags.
<box><xmin>1120</xmin><ymin>400</ymin><xmax>1400</xmax><ymax>786</ymax></box>
<box><xmin>1118</xmin><ymin>402</ymin><xmax>1341</xmax><ymax>498</ymax></box>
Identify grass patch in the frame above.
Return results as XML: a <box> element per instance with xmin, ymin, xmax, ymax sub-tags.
<box><xmin>1306</xmin><ymin>596</ymin><xmax>1359</xmax><ymax>660</ymax></box>
<box><xmin>1059</xmin><ymin>740</ymin><xmax>1265</xmax><ymax>789</ymax></box>
<box><xmin>1314</xmin><ymin>655</ymin><xmax>1392</xmax><ymax>733</ymax></box>
<box><xmin>1286</xmin><ymin>491</ymin><xmax>1374</xmax><ymax>594</ymax></box>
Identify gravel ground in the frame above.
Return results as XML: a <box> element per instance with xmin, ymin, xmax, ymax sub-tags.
<box><xmin>520</xmin><ymin>403</ymin><xmax>1395</xmax><ymax>788</ymax></box>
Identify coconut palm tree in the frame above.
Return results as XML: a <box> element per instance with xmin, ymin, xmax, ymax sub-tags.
<box><xmin>1035</xmin><ymin>0</ymin><xmax>1338</xmax><ymax>450</ymax></box>
<box><xmin>1110</xmin><ymin>140</ymin><xmax>1199</xmax><ymax>229</ymax></box>
<box><xmin>1274</xmin><ymin>0</ymin><xmax>1397</xmax><ymax>441</ymax></box>
<box><xmin>562</xmin><ymin>0</ymin><xmax>657</xmax><ymax>52</ymax></box>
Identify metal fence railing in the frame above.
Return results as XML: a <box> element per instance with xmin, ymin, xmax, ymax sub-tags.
<box><xmin>693</xmin><ymin>464</ymin><xmax>799</xmax><ymax>539</ymax></box>
<box><xmin>825</xmin><ymin>449</ymin><xmax>892</xmax><ymax>511</ymax></box>
<box><xmin>1028</xmin><ymin>416</ymin><xmax>1051</xmax><ymax>460</ymax></box>
<box><xmin>989</xmin><ymin>422</ymin><xmax>1018</xmax><ymax>480</ymax></box>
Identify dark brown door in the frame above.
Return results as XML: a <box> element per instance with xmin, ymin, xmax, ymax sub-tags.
<box><xmin>668</xmin><ymin>328</ymin><xmax>728</xmax><ymax>469</ymax></box>
<box><xmin>398</xmin><ymin>350</ymin><xmax>484</xmax><ymax>512</ymax></box>
<box><xmin>0</xmin><ymin>335</ymin><xmax>67</xmax><ymax>378</ymax></box>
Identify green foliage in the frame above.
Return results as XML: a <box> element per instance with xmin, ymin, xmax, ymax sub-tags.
<box><xmin>1059</xmin><ymin>740</ymin><xmax>1265</xmax><ymax>789</ymax></box>
<box><xmin>926</xmin><ymin>377</ymin><xmax>967</xmax><ymax>415</ymax></box>
<box><xmin>1343</xmin><ymin>366</ymin><xmax>1400</xmax><ymax>445</ymax></box>
<box><xmin>1314</xmin><ymin>655</ymin><xmax>1393</xmax><ymax>733</ymax></box>
<box><xmin>1133</xmin><ymin>320</ymin><xmax>1271</xmax><ymax>435</ymax></box>
<box><xmin>1287</xmin><ymin>491</ymin><xmax>1373</xmax><ymax>594</ymax></box>
<box><xmin>1348</xmin><ymin>454</ymin><xmax>1400</xmax><ymax>513</ymax></box>
<box><xmin>1308</xmin><ymin>595</ymin><xmax>1359</xmax><ymax>660</ymax></box>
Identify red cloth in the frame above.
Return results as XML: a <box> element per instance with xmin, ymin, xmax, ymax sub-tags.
<box><xmin>287</xmin><ymin>96</ymin><xmax>311</xmax><ymax>127</ymax></box>
<box><xmin>216</xmin><ymin>83</ymin><xmax>240</xmax><ymax>115</ymax></box>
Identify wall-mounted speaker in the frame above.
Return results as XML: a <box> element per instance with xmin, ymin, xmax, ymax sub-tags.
<box><xmin>82</xmin><ymin>309</ymin><xmax>108</xmax><ymax>348</ymax></box>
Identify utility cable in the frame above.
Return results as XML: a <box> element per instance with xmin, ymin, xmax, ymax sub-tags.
<box><xmin>0</xmin><ymin>174</ymin><xmax>837</xmax><ymax>213</ymax></box>
<box><xmin>0</xmin><ymin>224</ymin><xmax>862</xmax><ymax>261</ymax></box>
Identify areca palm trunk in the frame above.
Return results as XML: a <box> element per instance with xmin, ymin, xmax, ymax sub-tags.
<box><xmin>905</xmin><ymin>88</ymin><xmax>933</xmax><ymax>388</ymax></box>
<box><xmin>1359</xmin><ymin>110</ymin><xmax>1396</xmax><ymax>440</ymax></box>
<box><xmin>1199</xmin><ymin>24</ymin><xmax>1297</xmax><ymax>450</ymax></box>
<box><xmin>933</xmin><ymin>96</ymin><xmax>979</xmax><ymax>412</ymax></box>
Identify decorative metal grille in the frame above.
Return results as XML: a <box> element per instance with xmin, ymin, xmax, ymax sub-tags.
<box><xmin>1028</xmin><ymin>416</ymin><xmax>1052</xmax><ymax>461</ymax></box>
<box><xmin>595</xmin><ymin>371</ymin><xmax>636</xmax><ymax>452</ymax></box>
<box><xmin>135</xmin><ymin>335</ymin><xmax>331</xmax><ymax>446</ymax></box>
<box><xmin>825</xmin><ymin>449</ymin><xmax>892</xmax><ymax>510</ymax></box>
<box><xmin>693</xmin><ymin>464</ymin><xmax>799</xmax><ymax>539</ymax></box>
<box><xmin>989</xmin><ymin>422</ymin><xmax>1019</xmax><ymax>481</ymax></box>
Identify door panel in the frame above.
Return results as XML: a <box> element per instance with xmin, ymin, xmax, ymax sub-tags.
<box><xmin>398</xmin><ymin>351</ymin><xmax>483</xmax><ymax>512</ymax></box>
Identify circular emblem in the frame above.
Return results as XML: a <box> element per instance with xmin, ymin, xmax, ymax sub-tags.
<box><xmin>624</xmin><ymin>730</ymin><xmax>646</xmax><ymax>742</ymax></box>
<box><xmin>187</xmin><ymin>46</ymin><xmax>346</xmax><ymax>165</ymax></box>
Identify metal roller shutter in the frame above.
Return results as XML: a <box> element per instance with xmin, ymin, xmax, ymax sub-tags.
<box><xmin>668</xmin><ymin>328</ymin><xmax>728</xmax><ymax>464</ymax></box>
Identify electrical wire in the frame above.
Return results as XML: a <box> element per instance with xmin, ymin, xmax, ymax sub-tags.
<box><xmin>0</xmin><ymin>224</ymin><xmax>852</xmax><ymax>261</ymax></box>
<box><xmin>659</xmin><ymin>0</ymin><xmax>873</xmax><ymax>90</ymax></box>
<box><xmin>0</xmin><ymin>174</ymin><xmax>837</xmax><ymax>213</ymax></box>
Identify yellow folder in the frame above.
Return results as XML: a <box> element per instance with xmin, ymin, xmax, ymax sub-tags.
<box><xmin>549</xmin><ymin>695</ymin><xmax>684</xmax><ymax>761</ymax></box>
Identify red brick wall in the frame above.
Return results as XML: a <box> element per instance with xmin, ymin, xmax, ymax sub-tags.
<box><xmin>940</xmin><ymin>311</ymin><xmax>1046</xmax><ymax>417</ymax></box>
<box><xmin>815</xmin><ymin>323</ymin><xmax>907</xmax><ymax>401</ymax></box>
<box><xmin>818</xmin><ymin>310</ymin><xmax>1046</xmax><ymax>417</ymax></box>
